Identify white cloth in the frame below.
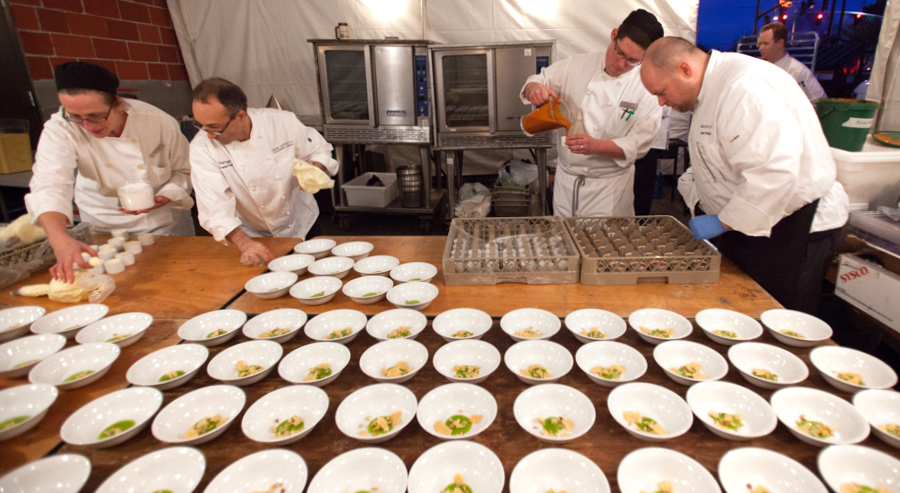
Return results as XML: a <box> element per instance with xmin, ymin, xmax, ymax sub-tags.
<box><xmin>686</xmin><ymin>51</ymin><xmax>848</xmax><ymax>237</ymax></box>
<box><xmin>25</xmin><ymin>99</ymin><xmax>195</xmax><ymax>235</ymax></box>
<box><xmin>190</xmin><ymin>108</ymin><xmax>338</xmax><ymax>242</ymax></box>
<box><xmin>520</xmin><ymin>52</ymin><xmax>662</xmax><ymax>217</ymax></box>
<box><xmin>773</xmin><ymin>54</ymin><xmax>827</xmax><ymax>101</ymax></box>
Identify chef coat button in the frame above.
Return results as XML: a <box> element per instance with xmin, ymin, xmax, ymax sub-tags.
<box><xmin>593</xmin><ymin>126</ymin><xmax>599</xmax><ymax>131</ymax></box>
<box><xmin>104</xmin><ymin>163</ymin><xmax>112</xmax><ymax>168</ymax></box>
<box><xmin>285</xmin><ymin>212</ymin><xmax>290</xmax><ymax>216</ymax></box>
<box><xmin>240</xmin><ymin>167</ymin><xmax>245</xmax><ymax>171</ymax></box>
<box><xmin>130</xmin><ymin>138</ymin><xmax>137</xmax><ymax>144</ymax></box>
<box><xmin>261</xmin><ymin>205</ymin><xmax>266</xmax><ymax>209</ymax></box>
<box><xmin>586</xmin><ymin>91</ymin><xmax>591</xmax><ymax>96</ymax></box>
<box><xmin>251</xmin><ymin>187</ymin><xmax>257</xmax><ymax>192</ymax></box>
<box><xmin>607</xmin><ymin>102</ymin><xmax>612</xmax><ymax>107</ymax></box>
<box><xmin>138</xmin><ymin>165</ymin><xmax>145</xmax><ymax>170</ymax></box>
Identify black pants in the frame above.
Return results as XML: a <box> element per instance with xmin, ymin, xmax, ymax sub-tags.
<box><xmin>704</xmin><ymin>200</ymin><xmax>838</xmax><ymax>315</ymax></box>
<box><xmin>633</xmin><ymin>149</ymin><xmax>663</xmax><ymax>216</ymax></box>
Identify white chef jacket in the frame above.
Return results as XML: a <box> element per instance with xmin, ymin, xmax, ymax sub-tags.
<box><xmin>520</xmin><ymin>52</ymin><xmax>661</xmax><ymax>217</ymax></box>
<box><xmin>685</xmin><ymin>51</ymin><xmax>848</xmax><ymax>237</ymax></box>
<box><xmin>774</xmin><ymin>54</ymin><xmax>827</xmax><ymax>101</ymax></box>
<box><xmin>25</xmin><ymin>99</ymin><xmax>195</xmax><ymax>235</ymax></box>
<box><xmin>189</xmin><ymin>108</ymin><xmax>338</xmax><ymax>242</ymax></box>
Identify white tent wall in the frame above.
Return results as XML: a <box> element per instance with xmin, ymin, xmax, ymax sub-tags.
<box><xmin>167</xmin><ymin>0</ymin><xmax>697</xmax><ymax>174</ymax></box>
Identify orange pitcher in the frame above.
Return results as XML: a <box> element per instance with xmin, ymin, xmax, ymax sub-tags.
<box><xmin>521</xmin><ymin>97</ymin><xmax>573</xmax><ymax>136</ymax></box>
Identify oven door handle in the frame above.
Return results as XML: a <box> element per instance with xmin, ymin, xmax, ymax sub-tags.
<box><xmin>487</xmin><ymin>49</ymin><xmax>496</xmax><ymax>135</ymax></box>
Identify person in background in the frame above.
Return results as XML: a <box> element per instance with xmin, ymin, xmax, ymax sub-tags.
<box><xmin>25</xmin><ymin>62</ymin><xmax>195</xmax><ymax>284</ymax></box>
<box><xmin>632</xmin><ymin>107</ymin><xmax>670</xmax><ymax>215</ymax></box>
<box><xmin>520</xmin><ymin>9</ymin><xmax>664</xmax><ymax>217</ymax></box>
<box><xmin>189</xmin><ymin>78</ymin><xmax>338</xmax><ymax>266</ymax></box>
<box><xmin>758</xmin><ymin>22</ymin><xmax>827</xmax><ymax>102</ymax></box>
<box><xmin>640</xmin><ymin>37</ymin><xmax>849</xmax><ymax>315</ymax></box>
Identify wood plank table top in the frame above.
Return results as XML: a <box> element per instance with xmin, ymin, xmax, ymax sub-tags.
<box><xmin>0</xmin><ymin>236</ymin><xmax>299</xmax><ymax>319</ymax></box>
<box><xmin>39</xmin><ymin>320</ymin><xmax>899</xmax><ymax>493</ymax></box>
<box><xmin>228</xmin><ymin>236</ymin><xmax>780</xmax><ymax>319</ymax></box>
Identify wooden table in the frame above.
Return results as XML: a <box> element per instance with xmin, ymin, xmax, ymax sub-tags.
<box><xmin>229</xmin><ymin>236</ymin><xmax>779</xmax><ymax>319</ymax></box>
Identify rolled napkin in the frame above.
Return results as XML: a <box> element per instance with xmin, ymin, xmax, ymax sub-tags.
<box><xmin>104</xmin><ymin>258</ymin><xmax>125</xmax><ymax>274</ymax></box>
<box><xmin>138</xmin><ymin>233</ymin><xmax>155</xmax><ymax>245</ymax></box>
<box><xmin>115</xmin><ymin>251</ymin><xmax>135</xmax><ymax>266</ymax></box>
<box><xmin>125</xmin><ymin>241</ymin><xmax>142</xmax><ymax>254</ymax></box>
<box><xmin>292</xmin><ymin>159</ymin><xmax>334</xmax><ymax>194</ymax></box>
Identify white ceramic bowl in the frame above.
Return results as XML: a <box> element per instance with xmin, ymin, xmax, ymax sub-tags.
<box><xmin>205</xmin><ymin>449</ymin><xmax>308</xmax><ymax>493</ymax></box>
<box><xmin>244</xmin><ymin>271</ymin><xmax>298</xmax><ymax>299</ymax></box>
<box><xmin>416</xmin><ymin>383</ymin><xmax>498</xmax><ymax>440</ymax></box>
<box><xmin>408</xmin><ymin>441</ymin><xmax>504</xmax><ymax>493</ymax></box>
<box><xmin>177</xmin><ymin>309</ymin><xmax>247</xmax><ymax>347</ymax></box>
<box><xmin>0</xmin><ymin>454</ymin><xmax>91</xmax><ymax>493</ymax></box>
<box><xmin>242</xmin><ymin>308</ymin><xmax>307</xmax><ymax>344</ymax></box>
<box><xmin>335</xmin><ymin>383</ymin><xmax>418</xmax><ymax>443</ymax></box>
<box><xmin>29</xmin><ymin>342</ymin><xmax>120</xmax><ymax>390</ymax></box>
<box><xmin>366</xmin><ymin>308</ymin><xmax>428</xmax><ymax>341</ymax></box>
<box><xmin>696</xmin><ymin>308</ymin><xmax>764</xmax><ymax>346</ymax></box>
<box><xmin>332</xmin><ymin>241</ymin><xmax>374</xmax><ymax>262</ymax></box>
<box><xmin>309</xmin><ymin>256</ymin><xmax>355</xmax><ymax>279</ymax></box>
<box><xmin>510</xmin><ymin>448</ymin><xmax>610</xmax><ymax>493</ymax></box>
<box><xmin>618</xmin><ymin>448</ymin><xmax>721</xmax><ymax>493</ymax></box>
<box><xmin>278</xmin><ymin>342</ymin><xmax>351</xmax><ymax>386</ymax></box>
<box><xmin>241</xmin><ymin>385</ymin><xmax>329</xmax><ymax>445</ymax></box>
<box><xmin>95</xmin><ymin>447</ymin><xmax>206</xmax><ymax>493</ymax></box>
<box><xmin>126</xmin><ymin>343</ymin><xmax>209</xmax><ymax>390</ymax></box>
<box><xmin>61</xmin><ymin>387</ymin><xmax>163</xmax><ymax>448</ymax></box>
<box><xmin>761</xmin><ymin>308</ymin><xmax>833</xmax><ymax>347</ymax></box>
<box><xmin>653</xmin><ymin>340</ymin><xmax>729</xmax><ymax>386</ymax></box>
<box><xmin>432</xmin><ymin>308</ymin><xmax>492</xmax><ymax>342</ymax></box>
<box><xmin>386</xmin><ymin>281</ymin><xmax>438</xmax><ymax>310</ymax></box>
<box><xmin>206</xmin><ymin>340</ymin><xmax>283</xmax><ymax>386</ymax></box>
<box><xmin>513</xmin><ymin>384</ymin><xmax>595</xmax><ymax>443</ymax></box>
<box><xmin>565</xmin><ymin>308</ymin><xmax>627</xmax><ymax>343</ymax></box>
<box><xmin>0</xmin><ymin>383</ymin><xmax>58</xmax><ymax>442</ymax></box>
<box><xmin>342</xmin><ymin>275</ymin><xmax>393</xmax><ymax>304</ymax></box>
<box><xmin>811</xmin><ymin>346</ymin><xmax>898</xmax><ymax>393</ymax></box>
<box><xmin>294</xmin><ymin>238</ymin><xmax>337</xmax><ymax>259</ymax></box>
<box><xmin>290</xmin><ymin>276</ymin><xmax>343</xmax><ymax>306</ymax></box>
<box><xmin>75</xmin><ymin>312</ymin><xmax>153</xmax><ymax>348</ymax></box>
<box><xmin>304</xmin><ymin>309</ymin><xmax>367</xmax><ymax>344</ymax></box>
<box><xmin>575</xmin><ymin>341</ymin><xmax>647</xmax><ymax>387</ymax></box>
<box><xmin>30</xmin><ymin>304</ymin><xmax>109</xmax><ymax>340</ymax></box>
<box><xmin>504</xmin><ymin>340</ymin><xmax>573</xmax><ymax>384</ymax></box>
<box><xmin>500</xmin><ymin>308</ymin><xmax>562</xmax><ymax>342</ymax></box>
<box><xmin>308</xmin><ymin>448</ymin><xmax>408</xmax><ymax>493</ymax></box>
<box><xmin>686</xmin><ymin>381</ymin><xmax>777</xmax><ymax>441</ymax></box>
<box><xmin>0</xmin><ymin>306</ymin><xmax>46</xmax><ymax>343</ymax></box>
<box><xmin>608</xmin><ymin>382</ymin><xmax>694</xmax><ymax>442</ymax></box>
<box><xmin>818</xmin><ymin>445</ymin><xmax>900</xmax><ymax>493</ymax></box>
<box><xmin>151</xmin><ymin>385</ymin><xmax>245</xmax><ymax>446</ymax></box>
<box><xmin>354</xmin><ymin>255</ymin><xmax>400</xmax><ymax>276</ymax></box>
<box><xmin>359</xmin><ymin>339</ymin><xmax>429</xmax><ymax>383</ymax></box>
<box><xmin>433</xmin><ymin>340</ymin><xmax>502</xmax><ymax>384</ymax></box>
<box><xmin>718</xmin><ymin>447</ymin><xmax>827</xmax><ymax>493</ymax></box>
<box><xmin>727</xmin><ymin>342</ymin><xmax>809</xmax><ymax>390</ymax></box>
<box><xmin>0</xmin><ymin>334</ymin><xmax>66</xmax><ymax>379</ymax></box>
<box><xmin>628</xmin><ymin>308</ymin><xmax>693</xmax><ymax>345</ymax></box>
<box><xmin>390</xmin><ymin>262</ymin><xmax>438</xmax><ymax>283</ymax></box>
<box><xmin>770</xmin><ymin>387</ymin><xmax>870</xmax><ymax>447</ymax></box>
<box><xmin>853</xmin><ymin>389</ymin><xmax>900</xmax><ymax>449</ymax></box>
<box><xmin>269</xmin><ymin>253</ymin><xmax>315</xmax><ymax>275</ymax></box>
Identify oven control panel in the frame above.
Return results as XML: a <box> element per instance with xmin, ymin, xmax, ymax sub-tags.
<box><xmin>415</xmin><ymin>54</ymin><xmax>429</xmax><ymax>117</ymax></box>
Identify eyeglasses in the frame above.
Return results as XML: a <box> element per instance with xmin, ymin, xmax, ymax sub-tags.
<box><xmin>63</xmin><ymin>105</ymin><xmax>113</xmax><ymax>124</ymax></box>
<box><xmin>614</xmin><ymin>38</ymin><xmax>644</xmax><ymax>67</ymax></box>
<box><xmin>193</xmin><ymin>114</ymin><xmax>236</xmax><ymax>136</ymax></box>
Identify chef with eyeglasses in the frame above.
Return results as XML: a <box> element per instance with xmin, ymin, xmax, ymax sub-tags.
<box><xmin>519</xmin><ymin>9</ymin><xmax>664</xmax><ymax>218</ymax></box>
<box><xmin>25</xmin><ymin>61</ymin><xmax>195</xmax><ymax>283</ymax></box>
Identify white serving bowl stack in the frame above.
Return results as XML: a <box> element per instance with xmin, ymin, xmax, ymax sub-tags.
<box><xmin>770</xmin><ymin>387</ymin><xmax>870</xmax><ymax>447</ymax></box>
<box><xmin>416</xmin><ymin>383</ymin><xmax>498</xmax><ymax>440</ymax></box>
<box><xmin>432</xmin><ymin>308</ymin><xmax>492</xmax><ymax>342</ymax></box>
<box><xmin>628</xmin><ymin>308</ymin><xmax>693</xmax><ymax>344</ymax></box>
<box><xmin>309</xmin><ymin>256</ymin><xmax>355</xmax><ymax>279</ymax></box>
<box><xmin>290</xmin><ymin>276</ymin><xmax>343</xmax><ymax>305</ymax></box>
<box><xmin>268</xmin><ymin>253</ymin><xmax>315</xmax><ymax>275</ymax></box>
<box><xmin>761</xmin><ymin>308</ymin><xmax>833</xmax><ymax>347</ymax></box>
<box><xmin>366</xmin><ymin>308</ymin><xmax>428</xmax><ymax>341</ymax></box>
<box><xmin>242</xmin><ymin>308</ymin><xmax>307</xmax><ymax>344</ymax></box>
<box><xmin>335</xmin><ymin>383</ymin><xmax>418</xmax><ymax>443</ymax></box>
<box><xmin>61</xmin><ymin>387</ymin><xmax>163</xmax><ymax>448</ymax></box>
<box><xmin>0</xmin><ymin>334</ymin><xmax>67</xmax><ymax>379</ymax></box>
<box><xmin>279</xmin><ymin>342</ymin><xmax>351</xmax><ymax>386</ymax></box>
<box><xmin>513</xmin><ymin>383</ymin><xmax>595</xmax><ymax>443</ymax></box>
<box><xmin>205</xmin><ymin>449</ymin><xmax>308</xmax><ymax>493</ymax></box>
<box><xmin>810</xmin><ymin>346</ymin><xmax>898</xmax><ymax>393</ymax></box>
<box><xmin>304</xmin><ymin>309</ymin><xmax>367</xmax><ymax>344</ymax></box>
<box><xmin>575</xmin><ymin>341</ymin><xmax>647</xmax><ymax>387</ymax></box>
<box><xmin>510</xmin><ymin>449</ymin><xmax>610</xmax><ymax>493</ymax></box>
<box><xmin>853</xmin><ymin>389</ymin><xmax>900</xmax><ymax>449</ymax></box>
<box><xmin>0</xmin><ymin>306</ymin><xmax>46</xmax><ymax>343</ymax></box>
<box><xmin>244</xmin><ymin>271</ymin><xmax>298</xmax><ymax>299</ymax></box>
<box><xmin>29</xmin><ymin>342</ymin><xmax>120</xmax><ymax>390</ymax></box>
<box><xmin>696</xmin><ymin>308</ymin><xmax>764</xmax><ymax>345</ymax></box>
<box><xmin>176</xmin><ymin>309</ymin><xmax>247</xmax><ymax>347</ymax></box>
<box><xmin>30</xmin><ymin>304</ymin><xmax>109</xmax><ymax>340</ymax></box>
<box><xmin>354</xmin><ymin>255</ymin><xmax>400</xmax><ymax>276</ymax></box>
<box><xmin>432</xmin><ymin>339</ymin><xmax>502</xmax><ymax>384</ymax></box>
<box><xmin>294</xmin><ymin>238</ymin><xmax>336</xmax><ymax>259</ymax></box>
<box><xmin>241</xmin><ymin>385</ymin><xmax>329</xmax><ymax>445</ymax></box>
<box><xmin>126</xmin><ymin>344</ymin><xmax>209</xmax><ymax>390</ymax></box>
<box><xmin>0</xmin><ymin>383</ymin><xmax>58</xmax><ymax>442</ymax></box>
<box><xmin>0</xmin><ymin>454</ymin><xmax>91</xmax><ymax>493</ymax></box>
<box><xmin>94</xmin><ymin>447</ymin><xmax>206</xmax><ymax>493</ymax></box>
<box><xmin>500</xmin><ymin>308</ymin><xmax>561</xmax><ymax>342</ymax></box>
<box><xmin>386</xmin><ymin>281</ymin><xmax>439</xmax><ymax>310</ymax></box>
<box><xmin>206</xmin><ymin>340</ymin><xmax>283</xmax><ymax>386</ymax></box>
<box><xmin>332</xmin><ymin>241</ymin><xmax>374</xmax><ymax>261</ymax></box>
<box><xmin>617</xmin><ymin>448</ymin><xmax>721</xmax><ymax>493</ymax></box>
<box><xmin>727</xmin><ymin>342</ymin><xmax>809</xmax><ymax>389</ymax></box>
<box><xmin>359</xmin><ymin>339</ymin><xmax>429</xmax><ymax>383</ymax></box>
<box><xmin>686</xmin><ymin>381</ymin><xmax>778</xmax><ymax>440</ymax></box>
<box><xmin>504</xmin><ymin>340</ymin><xmax>573</xmax><ymax>384</ymax></box>
<box><xmin>308</xmin><ymin>448</ymin><xmax>408</xmax><ymax>493</ymax></box>
<box><xmin>342</xmin><ymin>275</ymin><xmax>393</xmax><ymax>304</ymax></box>
<box><xmin>817</xmin><ymin>445</ymin><xmax>900</xmax><ymax>493</ymax></box>
<box><xmin>390</xmin><ymin>262</ymin><xmax>438</xmax><ymax>283</ymax></box>
<box><xmin>607</xmin><ymin>382</ymin><xmax>694</xmax><ymax>442</ymax></box>
<box><xmin>151</xmin><ymin>385</ymin><xmax>245</xmax><ymax>446</ymax></box>
<box><xmin>653</xmin><ymin>340</ymin><xmax>730</xmax><ymax>385</ymax></box>
<box><xmin>718</xmin><ymin>447</ymin><xmax>827</xmax><ymax>493</ymax></box>
<box><xmin>565</xmin><ymin>308</ymin><xmax>627</xmax><ymax>343</ymax></box>
<box><xmin>407</xmin><ymin>441</ymin><xmax>504</xmax><ymax>493</ymax></box>
<box><xmin>75</xmin><ymin>312</ymin><xmax>153</xmax><ymax>348</ymax></box>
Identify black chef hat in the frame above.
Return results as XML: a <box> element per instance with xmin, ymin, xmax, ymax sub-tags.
<box><xmin>54</xmin><ymin>61</ymin><xmax>119</xmax><ymax>95</ymax></box>
<box><xmin>621</xmin><ymin>9</ymin><xmax>664</xmax><ymax>44</ymax></box>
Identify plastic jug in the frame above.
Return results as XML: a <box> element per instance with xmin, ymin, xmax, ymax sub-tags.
<box><xmin>521</xmin><ymin>98</ymin><xmax>573</xmax><ymax>136</ymax></box>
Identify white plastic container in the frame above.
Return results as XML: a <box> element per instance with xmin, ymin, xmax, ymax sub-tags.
<box><xmin>832</xmin><ymin>136</ymin><xmax>900</xmax><ymax>209</ymax></box>
<box><xmin>118</xmin><ymin>181</ymin><xmax>156</xmax><ymax>211</ymax></box>
<box><xmin>342</xmin><ymin>172</ymin><xmax>399</xmax><ymax>208</ymax></box>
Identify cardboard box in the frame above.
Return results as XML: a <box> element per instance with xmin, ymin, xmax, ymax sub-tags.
<box><xmin>0</xmin><ymin>132</ymin><xmax>33</xmax><ymax>174</ymax></box>
<box><xmin>835</xmin><ymin>253</ymin><xmax>900</xmax><ymax>333</ymax></box>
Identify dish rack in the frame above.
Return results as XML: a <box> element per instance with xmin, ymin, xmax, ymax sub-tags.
<box><xmin>442</xmin><ymin>217</ymin><xmax>581</xmax><ymax>286</ymax></box>
<box><xmin>565</xmin><ymin>216</ymin><xmax>721</xmax><ymax>285</ymax></box>
<box><xmin>492</xmin><ymin>179</ymin><xmax>530</xmax><ymax>217</ymax></box>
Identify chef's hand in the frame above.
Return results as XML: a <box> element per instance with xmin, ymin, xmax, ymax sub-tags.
<box><xmin>238</xmin><ymin>240</ymin><xmax>275</xmax><ymax>267</ymax></box>
<box><xmin>524</xmin><ymin>83</ymin><xmax>558</xmax><ymax>107</ymax></box>
<box><xmin>297</xmin><ymin>162</ymin><xmax>329</xmax><ymax>193</ymax></box>
<box><xmin>119</xmin><ymin>196</ymin><xmax>171</xmax><ymax>215</ymax></box>
<box><xmin>48</xmin><ymin>236</ymin><xmax>97</xmax><ymax>284</ymax></box>
<box><xmin>565</xmin><ymin>134</ymin><xmax>599</xmax><ymax>155</ymax></box>
<box><xmin>689</xmin><ymin>215</ymin><xmax>731</xmax><ymax>240</ymax></box>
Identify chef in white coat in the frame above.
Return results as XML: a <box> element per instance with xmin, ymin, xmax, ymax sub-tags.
<box><xmin>26</xmin><ymin>62</ymin><xmax>195</xmax><ymax>283</ymax></box>
<box><xmin>640</xmin><ymin>37</ymin><xmax>849</xmax><ymax>314</ymax></box>
<box><xmin>758</xmin><ymin>22</ymin><xmax>827</xmax><ymax>102</ymax></box>
<box><xmin>189</xmin><ymin>78</ymin><xmax>338</xmax><ymax>265</ymax></box>
<box><xmin>520</xmin><ymin>9</ymin><xmax>663</xmax><ymax>217</ymax></box>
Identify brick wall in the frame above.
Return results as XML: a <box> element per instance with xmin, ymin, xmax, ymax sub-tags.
<box><xmin>9</xmin><ymin>0</ymin><xmax>189</xmax><ymax>83</ymax></box>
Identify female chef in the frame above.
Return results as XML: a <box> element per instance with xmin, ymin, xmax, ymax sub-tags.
<box><xmin>25</xmin><ymin>61</ymin><xmax>195</xmax><ymax>283</ymax></box>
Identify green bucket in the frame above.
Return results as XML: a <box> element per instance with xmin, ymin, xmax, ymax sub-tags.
<box><xmin>816</xmin><ymin>98</ymin><xmax>879</xmax><ymax>152</ymax></box>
